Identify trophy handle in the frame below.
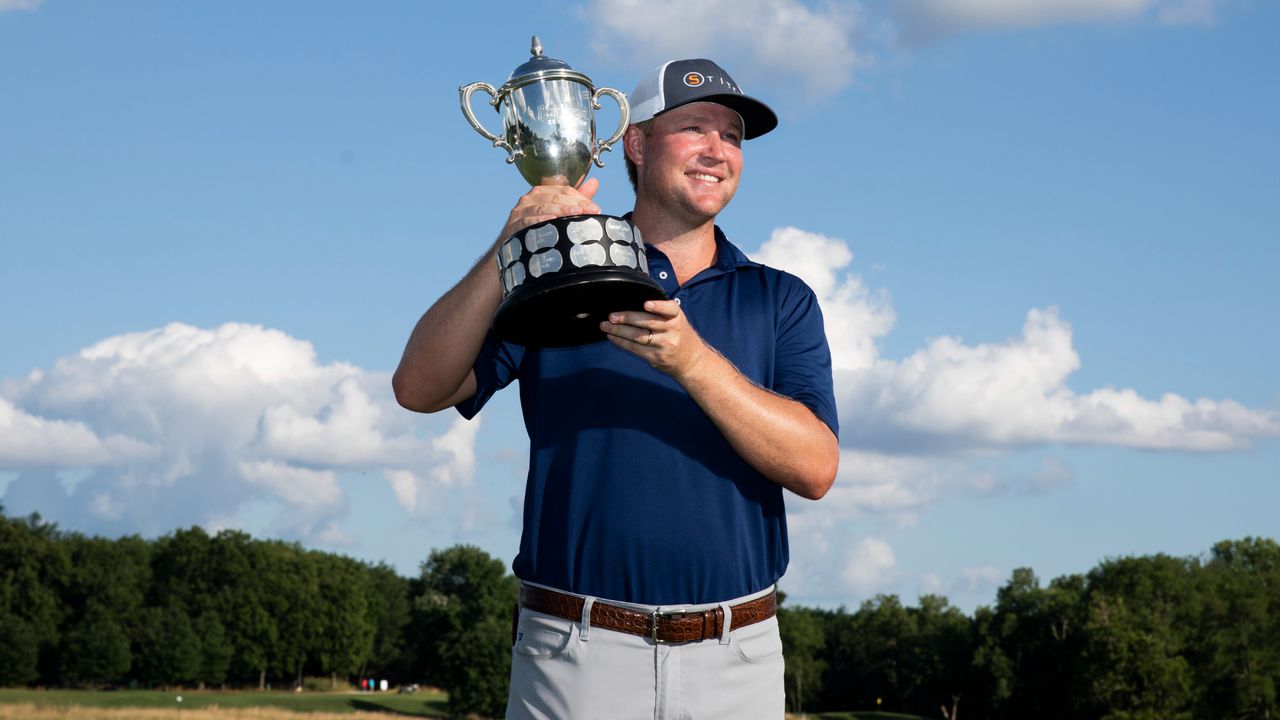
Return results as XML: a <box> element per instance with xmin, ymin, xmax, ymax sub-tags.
<box><xmin>460</xmin><ymin>82</ymin><xmax>520</xmax><ymax>164</ymax></box>
<box><xmin>591</xmin><ymin>86</ymin><xmax>630</xmax><ymax>168</ymax></box>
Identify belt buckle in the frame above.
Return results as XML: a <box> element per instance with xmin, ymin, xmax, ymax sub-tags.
<box><xmin>648</xmin><ymin>608</ymin><xmax>687</xmax><ymax>644</ymax></box>
<box><xmin>649</xmin><ymin>609</ymin><xmax>664</xmax><ymax>644</ymax></box>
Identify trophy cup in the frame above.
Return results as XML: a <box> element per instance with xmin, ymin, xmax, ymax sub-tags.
<box><xmin>461</xmin><ymin>36</ymin><xmax>667</xmax><ymax>347</ymax></box>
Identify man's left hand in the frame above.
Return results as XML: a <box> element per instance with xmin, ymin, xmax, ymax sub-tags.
<box><xmin>600</xmin><ymin>300</ymin><xmax>708</xmax><ymax>379</ymax></box>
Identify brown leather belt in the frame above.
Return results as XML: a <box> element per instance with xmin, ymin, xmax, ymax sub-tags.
<box><xmin>519</xmin><ymin>584</ymin><xmax>776</xmax><ymax>644</ymax></box>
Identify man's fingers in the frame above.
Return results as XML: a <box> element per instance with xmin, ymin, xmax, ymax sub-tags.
<box><xmin>600</xmin><ymin>319</ymin><xmax>655</xmax><ymax>344</ymax></box>
<box><xmin>605</xmin><ymin>311</ymin><xmax>661</xmax><ymax>329</ymax></box>
<box><xmin>641</xmin><ymin>300</ymin><xmax>682</xmax><ymax>319</ymax></box>
<box><xmin>577</xmin><ymin>177</ymin><xmax>600</xmax><ymax>200</ymax></box>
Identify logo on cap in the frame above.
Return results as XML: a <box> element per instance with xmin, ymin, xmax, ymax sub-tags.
<box><xmin>683</xmin><ymin>72</ymin><xmax>705</xmax><ymax>88</ymax></box>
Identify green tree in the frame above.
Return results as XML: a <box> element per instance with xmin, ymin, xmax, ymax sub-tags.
<box><xmin>908</xmin><ymin>594</ymin><xmax>973</xmax><ymax>719</ymax></box>
<box><xmin>414</xmin><ymin>545</ymin><xmax>518</xmax><ymax>718</ymax></box>
<box><xmin>135</xmin><ymin>602</ymin><xmax>202</xmax><ymax>687</ymax></box>
<box><xmin>362</xmin><ymin>562</ymin><xmax>413</xmax><ymax>682</ymax></box>
<box><xmin>972</xmin><ymin>568</ymin><xmax>1089</xmax><ymax>720</ymax></box>
<box><xmin>0</xmin><ymin>609</ymin><xmax>40</xmax><ymax>685</ymax></box>
<box><xmin>150</xmin><ymin>527</ymin><xmax>215</xmax><ymax>616</ymax></box>
<box><xmin>1083</xmin><ymin>554</ymin><xmax>1197</xmax><ymax>720</ymax></box>
<box><xmin>0</xmin><ymin>511</ymin><xmax>71</xmax><ymax>684</ymax></box>
<box><xmin>779</xmin><ymin>604</ymin><xmax>827</xmax><ymax>715</ymax></box>
<box><xmin>193</xmin><ymin>610</ymin><xmax>233</xmax><ymax>688</ymax></box>
<box><xmin>1194</xmin><ymin>538</ymin><xmax>1280</xmax><ymax>719</ymax></box>
<box><xmin>260</xmin><ymin>541</ymin><xmax>319</xmax><ymax>688</ymax></box>
<box><xmin>312</xmin><ymin>552</ymin><xmax>374</xmax><ymax>688</ymax></box>
<box><xmin>208</xmin><ymin>530</ymin><xmax>277</xmax><ymax>688</ymax></box>
<box><xmin>60</xmin><ymin>603</ymin><xmax>132</xmax><ymax>686</ymax></box>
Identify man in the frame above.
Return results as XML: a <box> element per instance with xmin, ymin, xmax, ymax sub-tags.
<box><xmin>394</xmin><ymin>59</ymin><xmax>839</xmax><ymax>718</ymax></box>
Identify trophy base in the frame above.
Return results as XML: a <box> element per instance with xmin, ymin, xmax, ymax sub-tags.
<box><xmin>493</xmin><ymin>269</ymin><xmax>668</xmax><ymax>347</ymax></box>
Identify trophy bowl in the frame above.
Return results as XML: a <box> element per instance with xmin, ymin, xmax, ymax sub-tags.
<box><xmin>493</xmin><ymin>214</ymin><xmax>664</xmax><ymax>347</ymax></box>
<box><xmin>461</xmin><ymin>37</ymin><xmax>666</xmax><ymax>347</ymax></box>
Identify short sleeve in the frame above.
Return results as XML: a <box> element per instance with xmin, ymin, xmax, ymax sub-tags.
<box><xmin>772</xmin><ymin>277</ymin><xmax>839</xmax><ymax>438</ymax></box>
<box><xmin>455</xmin><ymin>330</ymin><xmax>524</xmax><ymax>420</ymax></box>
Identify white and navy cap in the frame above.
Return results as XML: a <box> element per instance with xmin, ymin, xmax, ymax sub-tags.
<box><xmin>628</xmin><ymin>59</ymin><xmax>777</xmax><ymax>140</ymax></box>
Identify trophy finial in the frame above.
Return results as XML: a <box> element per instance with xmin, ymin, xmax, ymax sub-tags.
<box><xmin>531</xmin><ymin>35</ymin><xmax>543</xmax><ymax>57</ymax></box>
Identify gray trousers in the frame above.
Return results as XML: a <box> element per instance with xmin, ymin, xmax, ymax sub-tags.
<box><xmin>506</xmin><ymin>584</ymin><xmax>784</xmax><ymax>719</ymax></box>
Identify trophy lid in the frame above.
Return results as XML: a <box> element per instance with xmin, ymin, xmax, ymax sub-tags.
<box><xmin>505</xmin><ymin>36</ymin><xmax>590</xmax><ymax>87</ymax></box>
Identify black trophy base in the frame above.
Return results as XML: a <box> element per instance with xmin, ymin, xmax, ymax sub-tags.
<box><xmin>493</xmin><ymin>269</ymin><xmax>668</xmax><ymax>347</ymax></box>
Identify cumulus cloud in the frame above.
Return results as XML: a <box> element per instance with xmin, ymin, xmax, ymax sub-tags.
<box><xmin>752</xmin><ymin>227</ymin><xmax>895</xmax><ymax>372</ymax></box>
<box><xmin>378</xmin><ymin>418</ymin><xmax>482</xmax><ymax>517</ymax></box>
<box><xmin>1157</xmin><ymin>0</ymin><xmax>1223</xmax><ymax>26</ymax></box>
<box><xmin>960</xmin><ymin>564</ymin><xmax>1005</xmax><ymax>592</ymax></box>
<box><xmin>0</xmin><ymin>0</ymin><xmax>42</xmax><ymax>12</ymax></box>
<box><xmin>892</xmin><ymin>0</ymin><xmax>1227</xmax><ymax>44</ymax></box>
<box><xmin>584</xmin><ymin>0</ymin><xmax>1226</xmax><ymax>97</ymax></box>
<box><xmin>0</xmin><ymin>395</ymin><xmax>156</xmax><ymax>467</ymax></box>
<box><xmin>585</xmin><ymin>0</ymin><xmax>867</xmax><ymax>100</ymax></box>
<box><xmin>843</xmin><ymin>536</ymin><xmax>899</xmax><ymax>595</ymax></box>
<box><xmin>759</xmin><ymin>226</ymin><xmax>1276</xmax><ymax>605</ymax></box>
<box><xmin>0</xmin><ymin>322</ymin><xmax>474</xmax><ymax>543</ymax></box>
<box><xmin>753</xmin><ymin>227</ymin><xmax>1280</xmax><ymax>455</ymax></box>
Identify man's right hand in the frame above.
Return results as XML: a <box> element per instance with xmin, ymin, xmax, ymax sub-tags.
<box><xmin>499</xmin><ymin>178</ymin><xmax>602</xmax><ymax>239</ymax></box>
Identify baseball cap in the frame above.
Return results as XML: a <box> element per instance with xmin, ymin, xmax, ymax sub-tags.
<box><xmin>628</xmin><ymin>59</ymin><xmax>777</xmax><ymax>140</ymax></box>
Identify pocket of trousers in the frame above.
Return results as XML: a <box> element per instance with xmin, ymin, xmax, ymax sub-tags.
<box><xmin>731</xmin><ymin>616</ymin><xmax>784</xmax><ymax>664</ymax></box>
<box><xmin>513</xmin><ymin>610</ymin><xmax>575</xmax><ymax>659</ymax></box>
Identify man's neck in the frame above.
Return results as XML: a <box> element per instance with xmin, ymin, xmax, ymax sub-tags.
<box><xmin>631</xmin><ymin>203</ymin><xmax>719</xmax><ymax>286</ymax></box>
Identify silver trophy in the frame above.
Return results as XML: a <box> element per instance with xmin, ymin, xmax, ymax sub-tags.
<box><xmin>461</xmin><ymin>36</ymin><xmax>666</xmax><ymax>347</ymax></box>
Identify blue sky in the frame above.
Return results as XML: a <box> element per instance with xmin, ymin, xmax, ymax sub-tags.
<box><xmin>2</xmin><ymin>0</ymin><xmax>1276</xmax><ymax>611</ymax></box>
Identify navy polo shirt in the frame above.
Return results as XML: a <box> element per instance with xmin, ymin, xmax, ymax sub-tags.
<box><xmin>457</xmin><ymin>226</ymin><xmax>837</xmax><ymax>605</ymax></box>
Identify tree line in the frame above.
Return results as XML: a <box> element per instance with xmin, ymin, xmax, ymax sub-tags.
<box><xmin>0</xmin><ymin>505</ymin><xmax>515</xmax><ymax>717</ymax></box>
<box><xmin>778</xmin><ymin>536</ymin><xmax>1280</xmax><ymax>719</ymax></box>
<box><xmin>2</xmin><ymin>504</ymin><xmax>1277</xmax><ymax>718</ymax></box>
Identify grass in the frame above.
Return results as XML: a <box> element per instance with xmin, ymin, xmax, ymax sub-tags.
<box><xmin>0</xmin><ymin>689</ymin><xmax>449</xmax><ymax>718</ymax></box>
<box><xmin>783</xmin><ymin>707</ymin><xmax>926</xmax><ymax>712</ymax></box>
<box><xmin>0</xmin><ymin>689</ymin><xmax>927</xmax><ymax>720</ymax></box>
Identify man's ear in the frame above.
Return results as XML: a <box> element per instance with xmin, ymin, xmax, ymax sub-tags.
<box><xmin>623</xmin><ymin>125</ymin><xmax>645</xmax><ymax>167</ymax></box>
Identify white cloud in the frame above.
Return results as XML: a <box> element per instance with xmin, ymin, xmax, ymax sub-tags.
<box><xmin>822</xmin><ymin>449</ymin><xmax>943</xmax><ymax>517</ymax></box>
<box><xmin>380</xmin><ymin>418</ymin><xmax>481</xmax><ymax>518</ymax></box>
<box><xmin>752</xmin><ymin>227</ymin><xmax>1280</xmax><ymax>454</ymax></box>
<box><xmin>960</xmin><ymin>564</ymin><xmax>1005</xmax><ymax>592</ymax></box>
<box><xmin>842</xmin><ymin>536</ymin><xmax>898</xmax><ymax>595</ymax></box>
<box><xmin>1157</xmin><ymin>0</ymin><xmax>1222</xmax><ymax>26</ymax></box>
<box><xmin>0</xmin><ymin>0</ymin><xmax>42</xmax><ymax>12</ymax></box>
<box><xmin>383</xmin><ymin>468</ymin><xmax>422</xmax><ymax>513</ymax></box>
<box><xmin>0</xmin><ymin>322</ymin><xmax>474</xmax><ymax>543</ymax></box>
<box><xmin>762</xmin><ymin>226</ymin><xmax>1276</xmax><ymax>607</ymax></box>
<box><xmin>892</xmin><ymin>0</ymin><xmax>1226</xmax><ymax>44</ymax></box>
<box><xmin>751</xmin><ymin>227</ymin><xmax>894</xmax><ymax>372</ymax></box>
<box><xmin>584</xmin><ymin>0</ymin><xmax>1226</xmax><ymax>96</ymax></box>
<box><xmin>430</xmin><ymin>417</ymin><xmax>481</xmax><ymax>486</ymax></box>
<box><xmin>585</xmin><ymin>0</ymin><xmax>867</xmax><ymax>100</ymax></box>
<box><xmin>0</xmin><ymin>395</ymin><xmax>156</xmax><ymax>467</ymax></box>
<box><xmin>239</xmin><ymin>460</ymin><xmax>343</xmax><ymax>514</ymax></box>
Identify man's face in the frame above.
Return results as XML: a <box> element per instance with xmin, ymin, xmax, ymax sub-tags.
<box><xmin>632</xmin><ymin>102</ymin><xmax>744</xmax><ymax>223</ymax></box>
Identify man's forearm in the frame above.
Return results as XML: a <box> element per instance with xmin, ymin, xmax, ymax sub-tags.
<box><xmin>677</xmin><ymin>346</ymin><xmax>839</xmax><ymax>500</ymax></box>
<box><xmin>392</xmin><ymin>243</ymin><xmax>501</xmax><ymax>413</ymax></box>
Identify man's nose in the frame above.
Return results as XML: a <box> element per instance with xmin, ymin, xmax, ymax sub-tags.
<box><xmin>701</xmin><ymin>132</ymin><xmax>728</xmax><ymax>161</ymax></box>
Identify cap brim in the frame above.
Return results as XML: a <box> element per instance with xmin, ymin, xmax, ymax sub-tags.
<box><xmin>661</xmin><ymin>93</ymin><xmax>778</xmax><ymax>140</ymax></box>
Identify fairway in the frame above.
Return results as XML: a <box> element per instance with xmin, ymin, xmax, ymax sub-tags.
<box><xmin>0</xmin><ymin>688</ymin><xmax>449</xmax><ymax>718</ymax></box>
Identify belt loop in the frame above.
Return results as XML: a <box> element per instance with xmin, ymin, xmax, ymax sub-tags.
<box><xmin>511</xmin><ymin>601</ymin><xmax>521</xmax><ymax>646</ymax></box>
<box><xmin>718</xmin><ymin>601</ymin><xmax>732</xmax><ymax>645</ymax></box>
<box><xmin>579</xmin><ymin>596</ymin><xmax>595</xmax><ymax>642</ymax></box>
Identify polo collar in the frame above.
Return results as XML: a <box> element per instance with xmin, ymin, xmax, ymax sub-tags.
<box><xmin>624</xmin><ymin>213</ymin><xmax>761</xmax><ymax>287</ymax></box>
